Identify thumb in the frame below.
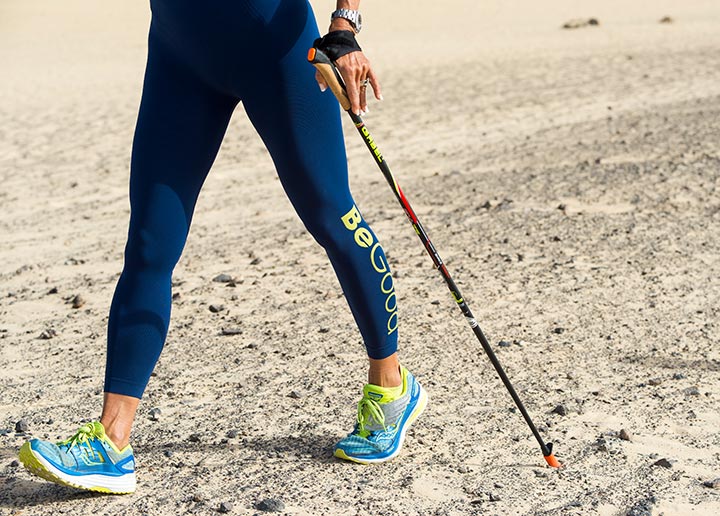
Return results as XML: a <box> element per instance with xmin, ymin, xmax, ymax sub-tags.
<box><xmin>315</xmin><ymin>70</ymin><xmax>328</xmax><ymax>92</ymax></box>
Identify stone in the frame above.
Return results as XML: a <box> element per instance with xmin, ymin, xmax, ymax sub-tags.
<box><xmin>9</xmin><ymin>460</ymin><xmax>19</xmax><ymax>467</ymax></box>
<box><xmin>659</xmin><ymin>16</ymin><xmax>673</xmax><ymax>24</ymax></box>
<box><xmin>618</xmin><ymin>429</ymin><xmax>632</xmax><ymax>441</ymax></box>
<box><xmin>209</xmin><ymin>304</ymin><xmax>225</xmax><ymax>313</ymax></box>
<box><xmin>652</xmin><ymin>458</ymin><xmax>673</xmax><ymax>468</ymax></box>
<box><xmin>672</xmin><ymin>372</ymin><xmax>687</xmax><ymax>380</ymax></box>
<box><xmin>255</xmin><ymin>498</ymin><xmax>285</xmax><ymax>512</ymax></box>
<box><xmin>647</xmin><ymin>378</ymin><xmax>662</xmax><ymax>386</ymax></box>
<box><xmin>149</xmin><ymin>408</ymin><xmax>162</xmax><ymax>421</ymax></box>
<box><xmin>221</xmin><ymin>327</ymin><xmax>243</xmax><ymax>336</ymax></box>
<box><xmin>683</xmin><ymin>386</ymin><xmax>700</xmax><ymax>396</ymax></box>
<box><xmin>702</xmin><ymin>478</ymin><xmax>720</xmax><ymax>489</ymax></box>
<box><xmin>71</xmin><ymin>294</ymin><xmax>85</xmax><ymax>309</ymax></box>
<box><xmin>15</xmin><ymin>420</ymin><xmax>29</xmax><ymax>433</ymax></box>
<box><xmin>218</xmin><ymin>501</ymin><xmax>233</xmax><ymax>513</ymax></box>
<box><xmin>551</xmin><ymin>404</ymin><xmax>568</xmax><ymax>416</ymax></box>
<box><xmin>288</xmin><ymin>390</ymin><xmax>302</xmax><ymax>399</ymax></box>
<box><xmin>497</xmin><ymin>340</ymin><xmax>511</xmax><ymax>348</ymax></box>
<box><xmin>488</xmin><ymin>493</ymin><xmax>501</xmax><ymax>502</ymax></box>
<box><xmin>188</xmin><ymin>433</ymin><xmax>202</xmax><ymax>443</ymax></box>
<box><xmin>553</xmin><ymin>327</ymin><xmax>565</xmax><ymax>334</ymax></box>
<box><xmin>226</xmin><ymin>429</ymin><xmax>239</xmax><ymax>438</ymax></box>
<box><xmin>213</xmin><ymin>274</ymin><xmax>234</xmax><ymax>283</ymax></box>
<box><xmin>39</xmin><ymin>329</ymin><xmax>57</xmax><ymax>340</ymax></box>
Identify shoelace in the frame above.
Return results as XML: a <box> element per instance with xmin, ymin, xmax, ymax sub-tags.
<box><xmin>59</xmin><ymin>422</ymin><xmax>100</xmax><ymax>452</ymax></box>
<box><xmin>357</xmin><ymin>397</ymin><xmax>386</xmax><ymax>437</ymax></box>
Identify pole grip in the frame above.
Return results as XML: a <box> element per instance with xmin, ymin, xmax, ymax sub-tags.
<box><xmin>307</xmin><ymin>48</ymin><xmax>351</xmax><ymax>112</ymax></box>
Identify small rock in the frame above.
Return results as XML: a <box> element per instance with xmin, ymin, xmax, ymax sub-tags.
<box><xmin>702</xmin><ymin>478</ymin><xmax>720</xmax><ymax>489</ymax></box>
<box><xmin>188</xmin><ymin>433</ymin><xmax>202</xmax><ymax>443</ymax></box>
<box><xmin>221</xmin><ymin>327</ymin><xmax>242</xmax><ymax>336</ymax></box>
<box><xmin>15</xmin><ymin>420</ymin><xmax>29</xmax><ymax>433</ymax></box>
<box><xmin>456</xmin><ymin>465</ymin><xmax>469</xmax><ymax>473</ymax></box>
<box><xmin>652</xmin><ymin>458</ymin><xmax>673</xmax><ymax>468</ymax></box>
<box><xmin>626</xmin><ymin>495</ymin><xmax>656</xmax><ymax>516</ymax></box>
<box><xmin>149</xmin><ymin>408</ymin><xmax>162</xmax><ymax>421</ymax></box>
<box><xmin>489</xmin><ymin>493</ymin><xmax>501</xmax><ymax>502</ymax></box>
<box><xmin>672</xmin><ymin>372</ymin><xmax>687</xmax><ymax>380</ymax></box>
<box><xmin>648</xmin><ymin>378</ymin><xmax>662</xmax><ymax>386</ymax></box>
<box><xmin>659</xmin><ymin>16</ymin><xmax>673</xmax><ymax>24</ymax></box>
<box><xmin>47</xmin><ymin>287</ymin><xmax>58</xmax><ymax>295</ymax></box>
<box><xmin>218</xmin><ymin>501</ymin><xmax>233</xmax><ymax>513</ymax></box>
<box><xmin>192</xmin><ymin>493</ymin><xmax>205</xmax><ymax>503</ymax></box>
<box><xmin>494</xmin><ymin>482</ymin><xmax>504</xmax><ymax>489</ymax></box>
<box><xmin>209</xmin><ymin>304</ymin><xmax>225</xmax><ymax>313</ymax></box>
<box><xmin>39</xmin><ymin>329</ymin><xmax>57</xmax><ymax>340</ymax></box>
<box><xmin>318</xmin><ymin>327</ymin><xmax>330</xmax><ymax>333</ymax></box>
<box><xmin>288</xmin><ymin>390</ymin><xmax>302</xmax><ymax>399</ymax></box>
<box><xmin>163</xmin><ymin>450</ymin><xmax>174</xmax><ymax>458</ymax></box>
<box><xmin>71</xmin><ymin>294</ymin><xmax>85</xmax><ymax>309</ymax></box>
<box><xmin>553</xmin><ymin>327</ymin><xmax>565</xmax><ymax>334</ymax></box>
<box><xmin>249</xmin><ymin>257</ymin><xmax>261</xmax><ymax>266</ymax></box>
<box><xmin>562</xmin><ymin>18</ymin><xmax>600</xmax><ymax>29</ymax></box>
<box><xmin>213</xmin><ymin>274</ymin><xmax>234</xmax><ymax>283</ymax></box>
<box><xmin>618</xmin><ymin>429</ymin><xmax>632</xmax><ymax>441</ymax></box>
<box><xmin>226</xmin><ymin>429</ymin><xmax>239</xmax><ymax>438</ymax></box>
<box><xmin>683</xmin><ymin>386</ymin><xmax>700</xmax><ymax>396</ymax></box>
<box><xmin>9</xmin><ymin>460</ymin><xmax>19</xmax><ymax>467</ymax></box>
<box><xmin>255</xmin><ymin>498</ymin><xmax>285</xmax><ymax>512</ymax></box>
<box><xmin>551</xmin><ymin>404</ymin><xmax>568</xmax><ymax>416</ymax></box>
<box><xmin>497</xmin><ymin>340</ymin><xmax>511</xmax><ymax>348</ymax></box>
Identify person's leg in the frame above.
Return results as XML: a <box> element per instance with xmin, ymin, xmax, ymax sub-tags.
<box><xmin>239</xmin><ymin>0</ymin><xmax>426</xmax><ymax>464</ymax></box>
<box><xmin>102</xmin><ymin>29</ymin><xmax>237</xmax><ymax>448</ymax></box>
<box><xmin>241</xmin><ymin>11</ymin><xmax>400</xmax><ymax>387</ymax></box>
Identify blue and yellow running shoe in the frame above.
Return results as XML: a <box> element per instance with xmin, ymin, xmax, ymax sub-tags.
<box><xmin>18</xmin><ymin>421</ymin><xmax>136</xmax><ymax>494</ymax></box>
<box><xmin>334</xmin><ymin>366</ymin><xmax>428</xmax><ymax>464</ymax></box>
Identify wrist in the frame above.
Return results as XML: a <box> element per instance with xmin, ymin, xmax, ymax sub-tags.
<box><xmin>329</xmin><ymin>18</ymin><xmax>356</xmax><ymax>34</ymax></box>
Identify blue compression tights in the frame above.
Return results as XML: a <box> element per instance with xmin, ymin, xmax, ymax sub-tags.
<box><xmin>104</xmin><ymin>0</ymin><xmax>398</xmax><ymax>398</ymax></box>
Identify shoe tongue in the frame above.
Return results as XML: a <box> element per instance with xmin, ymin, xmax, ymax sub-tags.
<box><xmin>363</xmin><ymin>383</ymin><xmax>400</xmax><ymax>404</ymax></box>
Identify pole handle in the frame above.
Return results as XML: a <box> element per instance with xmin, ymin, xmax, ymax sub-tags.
<box><xmin>307</xmin><ymin>48</ymin><xmax>351</xmax><ymax>112</ymax></box>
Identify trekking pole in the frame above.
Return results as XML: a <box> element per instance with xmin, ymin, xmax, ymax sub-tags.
<box><xmin>308</xmin><ymin>48</ymin><xmax>561</xmax><ymax>468</ymax></box>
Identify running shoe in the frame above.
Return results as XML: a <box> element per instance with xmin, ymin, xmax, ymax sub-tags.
<box><xmin>334</xmin><ymin>366</ymin><xmax>428</xmax><ymax>464</ymax></box>
<box><xmin>18</xmin><ymin>421</ymin><xmax>136</xmax><ymax>494</ymax></box>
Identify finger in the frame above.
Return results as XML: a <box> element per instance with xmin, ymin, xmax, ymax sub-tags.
<box><xmin>368</xmin><ymin>68</ymin><xmax>383</xmax><ymax>101</ymax></box>
<box><xmin>360</xmin><ymin>80</ymin><xmax>368</xmax><ymax>113</ymax></box>
<box><xmin>343</xmin><ymin>70</ymin><xmax>361</xmax><ymax>115</ymax></box>
<box><xmin>315</xmin><ymin>70</ymin><xmax>328</xmax><ymax>92</ymax></box>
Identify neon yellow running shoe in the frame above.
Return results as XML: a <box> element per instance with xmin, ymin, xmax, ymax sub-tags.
<box><xmin>334</xmin><ymin>366</ymin><xmax>428</xmax><ymax>464</ymax></box>
<box><xmin>18</xmin><ymin>421</ymin><xmax>136</xmax><ymax>494</ymax></box>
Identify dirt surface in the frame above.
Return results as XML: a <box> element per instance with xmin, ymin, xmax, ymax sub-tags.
<box><xmin>1</xmin><ymin>1</ymin><xmax>719</xmax><ymax>515</ymax></box>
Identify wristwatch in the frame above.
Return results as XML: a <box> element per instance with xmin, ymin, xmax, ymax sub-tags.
<box><xmin>331</xmin><ymin>9</ymin><xmax>362</xmax><ymax>33</ymax></box>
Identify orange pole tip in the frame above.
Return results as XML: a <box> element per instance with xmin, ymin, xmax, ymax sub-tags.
<box><xmin>307</xmin><ymin>48</ymin><xmax>316</xmax><ymax>61</ymax></box>
<box><xmin>544</xmin><ymin>454</ymin><xmax>562</xmax><ymax>468</ymax></box>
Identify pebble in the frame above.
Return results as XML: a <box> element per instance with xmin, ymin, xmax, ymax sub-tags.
<box><xmin>647</xmin><ymin>378</ymin><xmax>662</xmax><ymax>386</ymax></box>
<box><xmin>618</xmin><ymin>429</ymin><xmax>632</xmax><ymax>441</ymax></box>
<box><xmin>562</xmin><ymin>18</ymin><xmax>599</xmax><ymax>29</ymax></box>
<box><xmin>497</xmin><ymin>340</ymin><xmax>511</xmax><ymax>348</ymax></box>
<box><xmin>71</xmin><ymin>294</ymin><xmax>85</xmax><ymax>309</ymax></box>
<box><xmin>221</xmin><ymin>327</ymin><xmax>243</xmax><ymax>336</ymax></box>
<box><xmin>149</xmin><ymin>408</ymin><xmax>162</xmax><ymax>421</ymax></box>
<box><xmin>47</xmin><ymin>287</ymin><xmax>58</xmax><ymax>295</ymax></box>
<box><xmin>218</xmin><ymin>501</ymin><xmax>233</xmax><ymax>513</ymax></box>
<box><xmin>255</xmin><ymin>498</ymin><xmax>285</xmax><ymax>512</ymax></box>
<box><xmin>653</xmin><ymin>458</ymin><xmax>673</xmax><ymax>468</ymax></box>
<box><xmin>494</xmin><ymin>482</ymin><xmax>504</xmax><ymax>489</ymax></box>
<box><xmin>226</xmin><ymin>429</ymin><xmax>239</xmax><ymax>438</ymax></box>
<box><xmin>39</xmin><ymin>329</ymin><xmax>57</xmax><ymax>340</ymax></box>
<box><xmin>683</xmin><ymin>386</ymin><xmax>700</xmax><ymax>396</ymax></box>
<box><xmin>209</xmin><ymin>304</ymin><xmax>225</xmax><ymax>313</ymax></box>
<box><xmin>9</xmin><ymin>460</ymin><xmax>19</xmax><ymax>467</ymax></box>
<box><xmin>15</xmin><ymin>420</ymin><xmax>29</xmax><ymax>433</ymax></box>
<box><xmin>488</xmin><ymin>493</ymin><xmax>501</xmax><ymax>502</ymax></box>
<box><xmin>213</xmin><ymin>274</ymin><xmax>234</xmax><ymax>283</ymax></box>
<box><xmin>551</xmin><ymin>404</ymin><xmax>568</xmax><ymax>416</ymax></box>
<box><xmin>552</xmin><ymin>327</ymin><xmax>565</xmax><ymax>334</ymax></box>
<box><xmin>672</xmin><ymin>372</ymin><xmax>687</xmax><ymax>380</ymax></box>
<box><xmin>702</xmin><ymin>478</ymin><xmax>720</xmax><ymax>489</ymax></box>
<box><xmin>659</xmin><ymin>16</ymin><xmax>673</xmax><ymax>24</ymax></box>
<box><xmin>163</xmin><ymin>450</ymin><xmax>174</xmax><ymax>458</ymax></box>
<box><xmin>626</xmin><ymin>495</ymin><xmax>655</xmax><ymax>516</ymax></box>
<box><xmin>288</xmin><ymin>390</ymin><xmax>302</xmax><ymax>399</ymax></box>
<box><xmin>188</xmin><ymin>433</ymin><xmax>202</xmax><ymax>443</ymax></box>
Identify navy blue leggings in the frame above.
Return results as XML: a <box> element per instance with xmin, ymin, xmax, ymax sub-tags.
<box><xmin>104</xmin><ymin>0</ymin><xmax>398</xmax><ymax>399</ymax></box>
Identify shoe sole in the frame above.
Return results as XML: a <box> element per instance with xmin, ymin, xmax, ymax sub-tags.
<box><xmin>334</xmin><ymin>384</ymin><xmax>429</xmax><ymax>465</ymax></box>
<box><xmin>18</xmin><ymin>442</ymin><xmax>136</xmax><ymax>494</ymax></box>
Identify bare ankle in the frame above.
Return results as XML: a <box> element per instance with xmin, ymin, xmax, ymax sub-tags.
<box><xmin>368</xmin><ymin>353</ymin><xmax>402</xmax><ymax>387</ymax></box>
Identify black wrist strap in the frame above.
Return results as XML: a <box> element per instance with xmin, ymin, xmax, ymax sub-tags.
<box><xmin>312</xmin><ymin>30</ymin><xmax>361</xmax><ymax>62</ymax></box>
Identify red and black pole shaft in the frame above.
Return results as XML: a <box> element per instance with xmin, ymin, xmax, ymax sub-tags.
<box><xmin>308</xmin><ymin>47</ymin><xmax>561</xmax><ymax>468</ymax></box>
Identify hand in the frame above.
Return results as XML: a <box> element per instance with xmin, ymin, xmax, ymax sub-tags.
<box><xmin>314</xmin><ymin>20</ymin><xmax>382</xmax><ymax>115</ymax></box>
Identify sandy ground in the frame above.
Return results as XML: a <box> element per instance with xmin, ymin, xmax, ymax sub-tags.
<box><xmin>1</xmin><ymin>1</ymin><xmax>720</xmax><ymax>515</ymax></box>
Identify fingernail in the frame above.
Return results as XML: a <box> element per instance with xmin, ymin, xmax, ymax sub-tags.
<box><xmin>379</xmin><ymin>95</ymin><xmax>384</xmax><ymax>101</ymax></box>
<box><xmin>363</xmin><ymin>107</ymin><xmax>370</xmax><ymax>114</ymax></box>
